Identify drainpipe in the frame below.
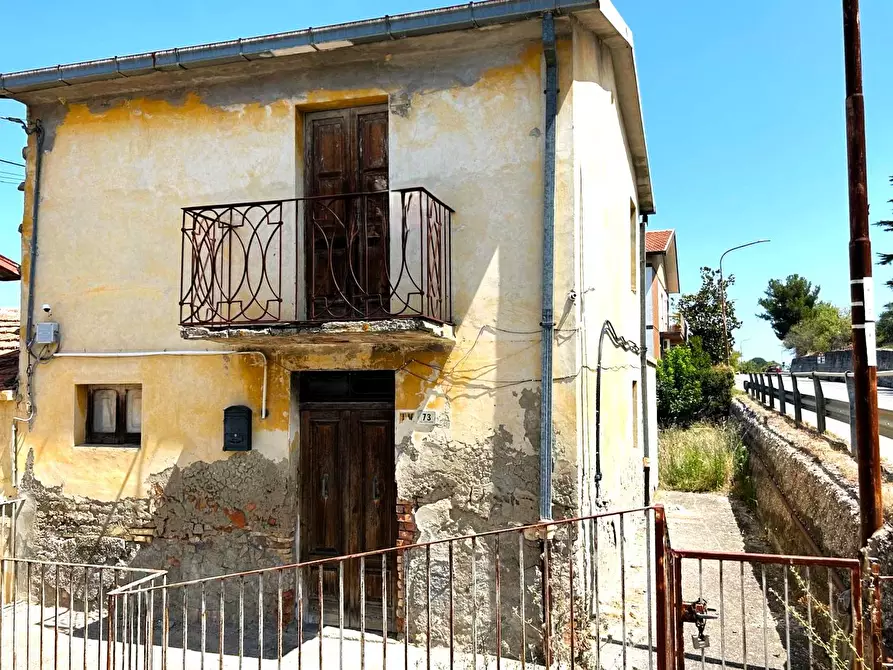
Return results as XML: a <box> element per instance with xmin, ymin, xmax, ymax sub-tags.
<box><xmin>8</xmin><ymin>118</ymin><xmax>45</xmax><ymax>487</ymax></box>
<box><xmin>538</xmin><ymin>11</ymin><xmax>558</xmax><ymax>522</ymax></box>
<box><xmin>639</xmin><ymin>214</ymin><xmax>651</xmax><ymax>505</ymax></box>
<box><xmin>638</xmin><ymin>213</ymin><xmax>654</xmax><ymax>670</ymax></box>
<box><xmin>23</xmin><ymin>120</ymin><xmax>45</xmax><ymax>362</ymax></box>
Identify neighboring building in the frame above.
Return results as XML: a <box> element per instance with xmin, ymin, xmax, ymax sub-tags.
<box><xmin>1</xmin><ymin>0</ymin><xmax>654</xmax><ymax>633</ymax></box>
<box><xmin>0</xmin><ymin>255</ymin><xmax>22</xmax><ymax>499</ymax></box>
<box><xmin>645</xmin><ymin>229</ymin><xmax>686</xmax><ymax>357</ymax></box>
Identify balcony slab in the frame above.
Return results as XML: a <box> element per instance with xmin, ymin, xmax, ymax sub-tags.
<box><xmin>181</xmin><ymin>317</ymin><xmax>455</xmax><ymax>347</ymax></box>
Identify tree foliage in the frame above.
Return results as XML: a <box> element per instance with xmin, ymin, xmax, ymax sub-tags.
<box><xmin>874</xmin><ymin>175</ymin><xmax>893</xmax><ymax>290</ymax></box>
<box><xmin>677</xmin><ymin>267</ymin><xmax>742</xmax><ymax>365</ymax></box>
<box><xmin>757</xmin><ymin>274</ymin><xmax>820</xmax><ymax>340</ymax></box>
<box><xmin>656</xmin><ymin>342</ymin><xmax>734</xmax><ymax>427</ymax></box>
<box><xmin>782</xmin><ymin>302</ymin><xmax>851</xmax><ymax>357</ymax></box>
<box><xmin>877</xmin><ymin>303</ymin><xmax>893</xmax><ymax>348</ymax></box>
<box><xmin>738</xmin><ymin>357</ymin><xmax>780</xmax><ymax>373</ymax></box>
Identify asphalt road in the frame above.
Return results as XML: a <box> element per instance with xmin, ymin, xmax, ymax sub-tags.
<box><xmin>735</xmin><ymin>374</ymin><xmax>893</xmax><ymax>466</ymax></box>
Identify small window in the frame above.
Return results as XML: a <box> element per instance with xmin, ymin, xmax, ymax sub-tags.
<box><xmin>85</xmin><ymin>385</ymin><xmax>142</xmax><ymax>446</ymax></box>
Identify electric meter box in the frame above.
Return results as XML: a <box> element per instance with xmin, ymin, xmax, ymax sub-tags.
<box><xmin>35</xmin><ymin>322</ymin><xmax>59</xmax><ymax>345</ymax></box>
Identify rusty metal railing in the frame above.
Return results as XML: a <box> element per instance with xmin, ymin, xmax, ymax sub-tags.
<box><xmin>869</xmin><ymin>561</ymin><xmax>893</xmax><ymax>669</ymax></box>
<box><xmin>107</xmin><ymin>506</ymin><xmax>657</xmax><ymax>669</ymax></box>
<box><xmin>0</xmin><ymin>498</ymin><xmax>22</xmax><ymax>559</ymax></box>
<box><xmin>0</xmin><ymin>558</ymin><xmax>165</xmax><ymax>670</ymax></box>
<box><xmin>179</xmin><ymin>188</ymin><xmax>453</xmax><ymax>327</ymax></box>
<box><xmin>663</xmin><ymin>544</ymin><xmax>865</xmax><ymax>669</ymax></box>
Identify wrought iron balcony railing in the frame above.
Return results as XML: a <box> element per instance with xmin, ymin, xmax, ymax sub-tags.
<box><xmin>179</xmin><ymin>188</ymin><xmax>453</xmax><ymax>328</ymax></box>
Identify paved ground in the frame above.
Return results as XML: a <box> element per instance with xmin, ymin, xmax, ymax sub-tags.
<box><xmin>735</xmin><ymin>374</ymin><xmax>893</xmax><ymax>465</ymax></box>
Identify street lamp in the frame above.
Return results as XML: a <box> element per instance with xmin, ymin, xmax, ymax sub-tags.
<box><xmin>719</xmin><ymin>239</ymin><xmax>770</xmax><ymax>365</ymax></box>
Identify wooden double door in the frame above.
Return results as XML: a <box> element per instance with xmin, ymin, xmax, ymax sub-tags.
<box><xmin>304</xmin><ymin>105</ymin><xmax>390</xmax><ymax>321</ymax></box>
<box><xmin>299</xmin><ymin>372</ymin><xmax>396</xmax><ymax>629</ymax></box>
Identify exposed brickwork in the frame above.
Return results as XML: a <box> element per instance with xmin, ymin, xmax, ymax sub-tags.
<box><xmin>394</xmin><ymin>498</ymin><xmax>416</xmax><ymax>633</ymax></box>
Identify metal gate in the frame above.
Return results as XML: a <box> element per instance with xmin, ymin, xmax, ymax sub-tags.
<box><xmin>868</xmin><ymin>562</ymin><xmax>893</xmax><ymax>669</ymax></box>
<box><xmin>656</xmin><ymin>504</ymin><xmax>874</xmax><ymax>669</ymax></box>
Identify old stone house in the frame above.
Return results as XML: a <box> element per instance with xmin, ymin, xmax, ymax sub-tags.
<box><xmin>0</xmin><ymin>0</ymin><xmax>655</xmax><ymax>632</ymax></box>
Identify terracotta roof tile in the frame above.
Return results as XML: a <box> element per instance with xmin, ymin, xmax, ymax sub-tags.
<box><xmin>645</xmin><ymin>230</ymin><xmax>674</xmax><ymax>253</ymax></box>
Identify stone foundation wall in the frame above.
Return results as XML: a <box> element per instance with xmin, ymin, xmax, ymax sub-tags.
<box><xmin>18</xmin><ymin>449</ymin><xmax>296</xmax><ymax>587</ymax></box>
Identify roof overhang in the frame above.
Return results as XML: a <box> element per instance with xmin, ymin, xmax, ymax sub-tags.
<box><xmin>0</xmin><ymin>255</ymin><xmax>21</xmax><ymax>282</ymax></box>
<box><xmin>0</xmin><ymin>0</ymin><xmax>653</xmax><ymax>214</ymax></box>
<box><xmin>646</xmin><ymin>231</ymin><xmax>679</xmax><ymax>293</ymax></box>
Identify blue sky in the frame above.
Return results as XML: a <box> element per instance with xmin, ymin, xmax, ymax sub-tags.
<box><xmin>1</xmin><ymin>1</ymin><xmax>892</xmax><ymax>363</ymax></box>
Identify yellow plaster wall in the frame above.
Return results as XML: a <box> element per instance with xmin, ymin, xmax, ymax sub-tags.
<box><xmin>22</xmin><ymin>355</ymin><xmax>288</xmax><ymax>500</ymax></box>
<box><xmin>572</xmin><ymin>22</ymin><xmax>645</xmax><ymax>512</ymax></box>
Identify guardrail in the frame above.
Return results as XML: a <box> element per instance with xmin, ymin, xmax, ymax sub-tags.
<box><xmin>744</xmin><ymin>371</ymin><xmax>893</xmax><ymax>445</ymax></box>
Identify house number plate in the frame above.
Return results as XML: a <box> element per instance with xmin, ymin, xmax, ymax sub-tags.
<box><xmin>397</xmin><ymin>410</ymin><xmax>439</xmax><ymax>425</ymax></box>
<box><xmin>417</xmin><ymin>410</ymin><xmax>437</xmax><ymax>425</ymax></box>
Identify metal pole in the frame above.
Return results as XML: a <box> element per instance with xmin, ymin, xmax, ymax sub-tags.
<box><xmin>538</xmin><ymin>11</ymin><xmax>558</xmax><ymax>522</ymax></box>
<box><xmin>719</xmin><ymin>261</ymin><xmax>730</xmax><ymax>366</ymax></box>
<box><xmin>842</xmin><ymin>0</ymin><xmax>883</xmax><ymax>545</ymax></box>
<box><xmin>718</xmin><ymin>240</ymin><xmax>770</xmax><ymax>366</ymax></box>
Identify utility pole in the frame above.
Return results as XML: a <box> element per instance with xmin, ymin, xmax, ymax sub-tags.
<box><xmin>842</xmin><ymin>0</ymin><xmax>883</xmax><ymax>545</ymax></box>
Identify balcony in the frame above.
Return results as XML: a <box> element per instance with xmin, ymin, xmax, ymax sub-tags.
<box><xmin>661</xmin><ymin>312</ymin><xmax>689</xmax><ymax>347</ymax></box>
<box><xmin>179</xmin><ymin>188</ymin><xmax>454</xmax><ymax>346</ymax></box>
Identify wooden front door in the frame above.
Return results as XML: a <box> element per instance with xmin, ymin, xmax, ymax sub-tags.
<box><xmin>304</xmin><ymin>106</ymin><xmax>390</xmax><ymax>321</ymax></box>
<box><xmin>300</xmin><ymin>372</ymin><xmax>396</xmax><ymax>629</ymax></box>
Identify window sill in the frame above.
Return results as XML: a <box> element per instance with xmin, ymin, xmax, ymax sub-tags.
<box><xmin>75</xmin><ymin>443</ymin><xmax>141</xmax><ymax>450</ymax></box>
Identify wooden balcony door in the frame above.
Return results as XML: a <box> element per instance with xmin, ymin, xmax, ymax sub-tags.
<box><xmin>299</xmin><ymin>372</ymin><xmax>396</xmax><ymax>630</ymax></box>
<box><xmin>304</xmin><ymin>106</ymin><xmax>390</xmax><ymax>321</ymax></box>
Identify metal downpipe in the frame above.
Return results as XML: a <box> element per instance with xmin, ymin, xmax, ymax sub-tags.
<box><xmin>538</xmin><ymin>11</ymin><xmax>558</xmax><ymax>522</ymax></box>
<box><xmin>639</xmin><ymin>213</ymin><xmax>651</xmax><ymax>505</ymax></box>
<box><xmin>24</xmin><ymin>121</ymin><xmax>44</xmax><ymax>357</ymax></box>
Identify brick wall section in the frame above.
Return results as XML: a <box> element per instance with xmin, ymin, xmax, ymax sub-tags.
<box><xmin>395</xmin><ymin>499</ymin><xmax>416</xmax><ymax>633</ymax></box>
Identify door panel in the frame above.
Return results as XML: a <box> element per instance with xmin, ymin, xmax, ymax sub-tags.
<box><xmin>300</xmin><ymin>403</ymin><xmax>396</xmax><ymax>629</ymax></box>
<box><xmin>305</xmin><ymin>106</ymin><xmax>389</xmax><ymax>320</ymax></box>
<box><xmin>353</xmin><ymin>411</ymin><xmax>396</xmax><ymax>608</ymax></box>
<box><xmin>300</xmin><ymin>410</ymin><xmax>345</xmax><ymax>560</ymax></box>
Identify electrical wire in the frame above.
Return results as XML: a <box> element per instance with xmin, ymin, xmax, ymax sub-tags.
<box><xmin>0</xmin><ymin>158</ymin><xmax>25</xmax><ymax>169</ymax></box>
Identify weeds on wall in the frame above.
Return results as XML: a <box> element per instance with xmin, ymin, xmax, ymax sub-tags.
<box><xmin>769</xmin><ymin>568</ymin><xmax>869</xmax><ymax>670</ymax></box>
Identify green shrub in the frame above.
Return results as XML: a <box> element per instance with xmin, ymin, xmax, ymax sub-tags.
<box><xmin>659</xmin><ymin>422</ymin><xmax>746</xmax><ymax>492</ymax></box>
<box><xmin>656</xmin><ymin>346</ymin><xmax>702</xmax><ymax>426</ymax></box>
<box><xmin>700</xmin><ymin>365</ymin><xmax>735</xmax><ymax>420</ymax></box>
<box><xmin>656</xmin><ymin>341</ymin><xmax>735</xmax><ymax>426</ymax></box>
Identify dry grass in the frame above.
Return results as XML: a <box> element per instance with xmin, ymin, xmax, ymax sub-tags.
<box><xmin>658</xmin><ymin>422</ymin><xmax>746</xmax><ymax>493</ymax></box>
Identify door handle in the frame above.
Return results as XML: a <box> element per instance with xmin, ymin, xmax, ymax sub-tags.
<box><xmin>321</xmin><ymin>473</ymin><xmax>329</xmax><ymax>500</ymax></box>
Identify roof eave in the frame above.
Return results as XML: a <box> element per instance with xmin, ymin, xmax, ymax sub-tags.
<box><xmin>0</xmin><ymin>0</ymin><xmax>602</xmax><ymax>95</ymax></box>
<box><xmin>0</xmin><ymin>0</ymin><xmax>653</xmax><ymax>213</ymax></box>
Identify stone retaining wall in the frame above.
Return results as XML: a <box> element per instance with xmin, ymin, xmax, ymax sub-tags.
<box><xmin>731</xmin><ymin>396</ymin><xmax>893</xmax><ymax>650</ymax></box>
